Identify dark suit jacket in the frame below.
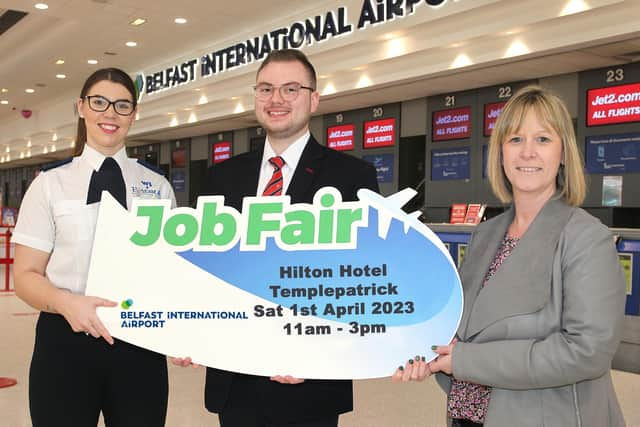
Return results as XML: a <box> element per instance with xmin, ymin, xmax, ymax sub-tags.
<box><xmin>203</xmin><ymin>135</ymin><xmax>379</xmax><ymax>423</ymax></box>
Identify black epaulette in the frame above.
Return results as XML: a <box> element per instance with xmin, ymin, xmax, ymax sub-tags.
<box><xmin>137</xmin><ymin>159</ymin><xmax>165</xmax><ymax>176</ymax></box>
<box><xmin>40</xmin><ymin>157</ymin><xmax>73</xmax><ymax>172</ymax></box>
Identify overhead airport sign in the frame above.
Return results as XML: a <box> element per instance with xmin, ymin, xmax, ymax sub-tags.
<box><xmin>135</xmin><ymin>0</ymin><xmax>449</xmax><ymax>99</ymax></box>
<box><xmin>86</xmin><ymin>188</ymin><xmax>463</xmax><ymax>379</ymax></box>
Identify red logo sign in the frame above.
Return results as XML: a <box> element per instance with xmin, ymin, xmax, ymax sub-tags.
<box><xmin>213</xmin><ymin>142</ymin><xmax>232</xmax><ymax>164</ymax></box>
<box><xmin>483</xmin><ymin>102</ymin><xmax>506</xmax><ymax>137</ymax></box>
<box><xmin>432</xmin><ymin>107</ymin><xmax>472</xmax><ymax>141</ymax></box>
<box><xmin>587</xmin><ymin>83</ymin><xmax>640</xmax><ymax>127</ymax></box>
<box><xmin>363</xmin><ymin>118</ymin><xmax>396</xmax><ymax>148</ymax></box>
<box><xmin>327</xmin><ymin>124</ymin><xmax>355</xmax><ymax>151</ymax></box>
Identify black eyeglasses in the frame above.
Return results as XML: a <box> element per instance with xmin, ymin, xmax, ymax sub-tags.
<box><xmin>84</xmin><ymin>95</ymin><xmax>135</xmax><ymax>116</ymax></box>
<box><xmin>253</xmin><ymin>82</ymin><xmax>315</xmax><ymax>101</ymax></box>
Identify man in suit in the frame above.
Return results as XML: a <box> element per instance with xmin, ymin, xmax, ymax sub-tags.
<box><xmin>202</xmin><ymin>49</ymin><xmax>378</xmax><ymax>427</ymax></box>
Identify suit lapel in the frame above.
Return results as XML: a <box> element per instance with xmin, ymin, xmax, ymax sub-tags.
<box><xmin>464</xmin><ymin>196</ymin><xmax>574</xmax><ymax>339</ymax></box>
<box><xmin>458</xmin><ymin>209</ymin><xmax>512</xmax><ymax>340</ymax></box>
<box><xmin>287</xmin><ymin>136</ymin><xmax>324</xmax><ymax>203</ymax></box>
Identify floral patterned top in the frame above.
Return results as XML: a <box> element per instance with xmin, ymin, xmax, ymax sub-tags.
<box><xmin>447</xmin><ymin>234</ymin><xmax>520</xmax><ymax>423</ymax></box>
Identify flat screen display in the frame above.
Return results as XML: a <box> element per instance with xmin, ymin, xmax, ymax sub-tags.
<box><xmin>483</xmin><ymin>102</ymin><xmax>507</xmax><ymax>137</ymax></box>
<box><xmin>587</xmin><ymin>82</ymin><xmax>640</xmax><ymax>127</ymax></box>
<box><xmin>432</xmin><ymin>106</ymin><xmax>472</xmax><ymax>141</ymax></box>
<box><xmin>327</xmin><ymin>124</ymin><xmax>355</xmax><ymax>151</ymax></box>
<box><xmin>212</xmin><ymin>142</ymin><xmax>232</xmax><ymax>164</ymax></box>
<box><xmin>363</xmin><ymin>118</ymin><xmax>396</xmax><ymax>148</ymax></box>
<box><xmin>171</xmin><ymin>148</ymin><xmax>186</xmax><ymax>168</ymax></box>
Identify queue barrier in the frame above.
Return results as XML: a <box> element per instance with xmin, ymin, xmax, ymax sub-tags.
<box><xmin>0</xmin><ymin>228</ymin><xmax>13</xmax><ymax>292</ymax></box>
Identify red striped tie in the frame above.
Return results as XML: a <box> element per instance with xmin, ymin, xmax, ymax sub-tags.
<box><xmin>263</xmin><ymin>156</ymin><xmax>285</xmax><ymax>196</ymax></box>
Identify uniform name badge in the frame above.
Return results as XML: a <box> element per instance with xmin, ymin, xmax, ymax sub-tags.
<box><xmin>86</xmin><ymin>187</ymin><xmax>463</xmax><ymax>379</ymax></box>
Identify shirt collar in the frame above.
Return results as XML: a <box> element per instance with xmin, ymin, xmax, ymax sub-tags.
<box><xmin>81</xmin><ymin>144</ymin><xmax>128</xmax><ymax>172</ymax></box>
<box><xmin>262</xmin><ymin>131</ymin><xmax>309</xmax><ymax>171</ymax></box>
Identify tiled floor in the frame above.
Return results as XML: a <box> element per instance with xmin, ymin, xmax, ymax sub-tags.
<box><xmin>2</xmin><ymin>291</ymin><xmax>639</xmax><ymax>427</ymax></box>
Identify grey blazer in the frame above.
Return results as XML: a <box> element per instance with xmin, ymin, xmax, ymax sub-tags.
<box><xmin>437</xmin><ymin>195</ymin><xmax>626</xmax><ymax>427</ymax></box>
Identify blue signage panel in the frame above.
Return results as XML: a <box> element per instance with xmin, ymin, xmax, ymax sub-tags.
<box><xmin>363</xmin><ymin>154</ymin><xmax>394</xmax><ymax>183</ymax></box>
<box><xmin>171</xmin><ymin>170</ymin><xmax>186</xmax><ymax>192</ymax></box>
<box><xmin>431</xmin><ymin>147</ymin><xmax>470</xmax><ymax>181</ymax></box>
<box><xmin>585</xmin><ymin>133</ymin><xmax>640</xmax><ymax>174</ymax></box>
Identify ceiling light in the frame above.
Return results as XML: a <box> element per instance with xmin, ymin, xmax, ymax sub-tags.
<box><xmin>43</xmin><ymin>147</ymin><xmax>48</xmax><ymax>154</ymax></box>
<box><xmin>25</xmin><ymin>88</ymin><xmax>35</xmax><ymax>93</ymax></box>
<box><xmin>125</xmin><ymin>41</ymin><xmax>137</xmax><ymax>47</ymax></box>
<box><xmin>27</xmin><ymin>140</ymin><xmax>32</xmax><ymax>148</ymax></box>
<box><xmin>5</xmin><ymin>147</ymin><xmax>9</xmax><ymax>153</ymax></box>
<box><xmin>52</xmin><ymin>133</ymin><xmax>58</xmax><ymax>142</ymax></box>
<box><xmin>55</xmin><ymin>59</ymin><xmax>64</xmax><ymax>65</ymax></box>
<box><xmin>0</xmin><ymin>100</ymin><xmax>8</xmax><ymax>105</ymax></box>
<box><xmin>451</xmin><ymin>54</ymin><xmax>473</xmax><ymax>68</ymax></box>
<box><xmin>27</xmin><ymin>150</ymin><xmax>32</xmax><ymax>158</ymax></box>
<box><xmin>174</xmin><ymin>17</ymin><xmax>187</xmax><ymax>24</ymax></box>
<box><xmin>20</xmin><ymin>152</ymin><xmax>25</xmax><ymax>159</ymax></box>
<box><xmin>51</xmin><ymin>144</ymin><xmax>56</xmax><ymax>152</ymax></box>
<box><xmin>56</xmin><ymin>74</ymin><xmax>66</xmax><ymax>79</ymax></box>
<box><xmin>561</xmin><ymin>0</ymin><xmax>590</xmax><ymax>16</ymax></box>
<box><xmin>198</xmin><ymin>94</ymin><xmax>208</xmax><ymax>105</ymax></box>
<box><xmin>356</xmin><ymin>75</ymin><xmax>372</xmax><ymax>89</ymax></box>
<box><xmin>70</xmin><ymin>140</ymin><xmax>76</xmax><ymax>148</ymax></box>
<box><xmin>130</xmin><ymin>18</ymin><xmax>147</xmax><ymax>26</ymax></box>
<box><xmin>88</xmin><ymin>59</ymin><xmax>98</xmax><ymax>65</ymax></box>
<box><xmin>187</xmin><ymin>112</ymin><xmax>197</xmax><ymax>123</ymax></box>
<box><xmin>35</xmin><ymin>3</ymin><xmax>49</xmax><ymax>10</ymax></box>
<box><xmin>233</xmin><ymin>103</ymin><xmax>245</xmax><ymax>114</ymax></box>
<box><xmin>169</xmin><ymin>117</ymin><xmax>179</xmax><ymax>127</ymax></box>
<box><xmin>1</xmin><ymin>88</ymin><xmax>7</xmax><ymax>93</ymax></box>
<box><xmin>322</xmin><ymin>83</ymin><xmax>337</xmax><ymax>96</ymax></box>
<box><xmin>504</xmin><ymin>40</ymin><xmax>530</xmax><ymax>58</ymax></box>
<box><xmin>5</xmin><ymin>154</ymin><xmax>10</xmax><ymax>161</ymax></box>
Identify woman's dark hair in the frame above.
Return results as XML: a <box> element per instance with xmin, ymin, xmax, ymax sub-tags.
<box><xmin>73</xmin><ymin>68</ymin><xmax>137</xmax><ymax>156</ymax></box>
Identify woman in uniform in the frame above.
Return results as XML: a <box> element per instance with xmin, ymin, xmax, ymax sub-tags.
<box><xmin>13</xmin><ymin>68</ymin><xmax>176</xmax><ymax>426</ymax></box>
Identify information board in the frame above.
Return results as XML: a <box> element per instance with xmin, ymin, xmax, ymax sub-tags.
<box><xmin>431</xmin><ymin>147</ymin><xmax>470</xmax><ymax>180</ymax></box>
<box><xmin>363</xmin><ymin>118</ymin><xmax>396</xmax><ymax>148</ymax></box>
<box><xmin>585</xmin><ymin>133</ymin><xmax>640</xmax><ymax>174</ymax></box>
<box><xmin>432</xmin><ymin>107</ymin><xmax>472</xmax><ymax>141</ymax></box>
<box><xmin>587</xmin><ymin>82</ymin><xmax>640</xmax><ymax>127</ymax></box>
<box><xmin>212</xmin><ymin>142</ymin><xmax>232</xmax><ymax>164</ymax></box>
<box><xmin>327</xmin><ymin>124</ymin><xmax>355</xmax><ymax>151</ymax></box>
<box><xmin>362</xmin><ymin>153</ymin><xmax>394</xmax><ymax>183</ymax></box>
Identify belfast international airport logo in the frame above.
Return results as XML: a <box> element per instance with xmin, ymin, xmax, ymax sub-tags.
<box><xmin>121</xmin><ymin>298</ymin><xmax>134</xmax><ymax>310</ymax></box>
<box><xmin>134</xmin><ymin>74</ymin><xmax>144</xmax><ymax>103</ymax></box>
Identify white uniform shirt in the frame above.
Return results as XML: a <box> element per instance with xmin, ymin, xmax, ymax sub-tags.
<box><xmin>13</xmin><ymin>145</ymin><xmax>176</xmax><ymax>294</ymax></box>
<box><xmin>256</xmin><ymin>131</ymin><xmax>309</xmax><ymax>196</ymax></box>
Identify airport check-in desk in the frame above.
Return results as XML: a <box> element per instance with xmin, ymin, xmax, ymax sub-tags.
<box><xmin>430</xmin><ymin>224</ymin><xmax>640</xmax><ymax>374</ymax></box>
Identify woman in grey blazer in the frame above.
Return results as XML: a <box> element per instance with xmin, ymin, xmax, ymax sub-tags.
<box><xmin>397</xmin><ymin>86</ymin><xmax>626</xmax><ymax>427</ymax></box>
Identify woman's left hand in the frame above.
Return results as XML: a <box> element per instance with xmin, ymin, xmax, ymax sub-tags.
<box><xmin>429</xmin><ymin>340</ymin><xmax>457</xmax><ymax>375</ymax></box>
<box><xmin>391</xmin><ymin>355</ymin><xmax>431</xmax><ymax>382</ymax></box>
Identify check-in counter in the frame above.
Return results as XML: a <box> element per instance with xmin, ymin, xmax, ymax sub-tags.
<box><xmin>428</xmin><ymin>223</ymin><xmax>640</xmax><ymax>374</ymax></box>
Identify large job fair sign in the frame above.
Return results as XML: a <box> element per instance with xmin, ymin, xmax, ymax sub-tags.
<box><xmin>86</xmin><ymin>188</ymin><xmax>462</xmax><ymax>379</ymax></box>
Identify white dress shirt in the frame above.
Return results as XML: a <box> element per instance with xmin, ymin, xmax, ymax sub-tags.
<box><xmin>256</xmin><ymin>131</ymin><xmax>309</xmax><ymax>196</ymax></box>
<box><xmin>13</xmin><ymin>144</ymin><xmax>176</xmax><ymax>294</ymax></box>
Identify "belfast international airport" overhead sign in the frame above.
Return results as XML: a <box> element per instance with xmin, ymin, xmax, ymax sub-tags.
<box><xmin>135</xmin><ymin>0</ymin><xmax>449</xmax><ymax>99</ymax></box>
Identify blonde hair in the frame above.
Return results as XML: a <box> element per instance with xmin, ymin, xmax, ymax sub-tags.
<box><xmin>487</xmin><ymin>85</ymin><xmax>586</xmax><ymax>206</ymax></box>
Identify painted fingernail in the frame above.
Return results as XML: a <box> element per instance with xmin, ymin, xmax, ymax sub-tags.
<box><xmin>431</xmin><ymin>345</ymin><xmax>437</xmax><ymax>350</ymax></box>
<box><xmin>415</xmin><ymin>355</ymin><xmax>420</xmax><ymax>361</ymax></box>
<box><xmin>408</xmin><ymin>359</ymin><xmax>414</xmax><ymax>364</ymax></box>
<box><xmin>398</xmin><ymin>366</ymin><xmax>404</xmax><ymax>371</ymax></box>
<box><xmin>421</xmin><ymin>356</ymin><xmax>426</xmax><ymax>362</ymax></box>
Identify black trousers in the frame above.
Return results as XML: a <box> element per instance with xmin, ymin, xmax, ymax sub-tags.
<box><xmin>219</xmin><ymin>412</ymin><xmax>338</xmax><ymax>427</ymax></box>
<box><xmin>29</xmin><ymin>312</ymin><xmax>168</xmax><ymax>427</ymax></box>
<box><xmin>218</xmin><ymin>373</ymin><xmax>339</xmax><ymax>427</ymax></box>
